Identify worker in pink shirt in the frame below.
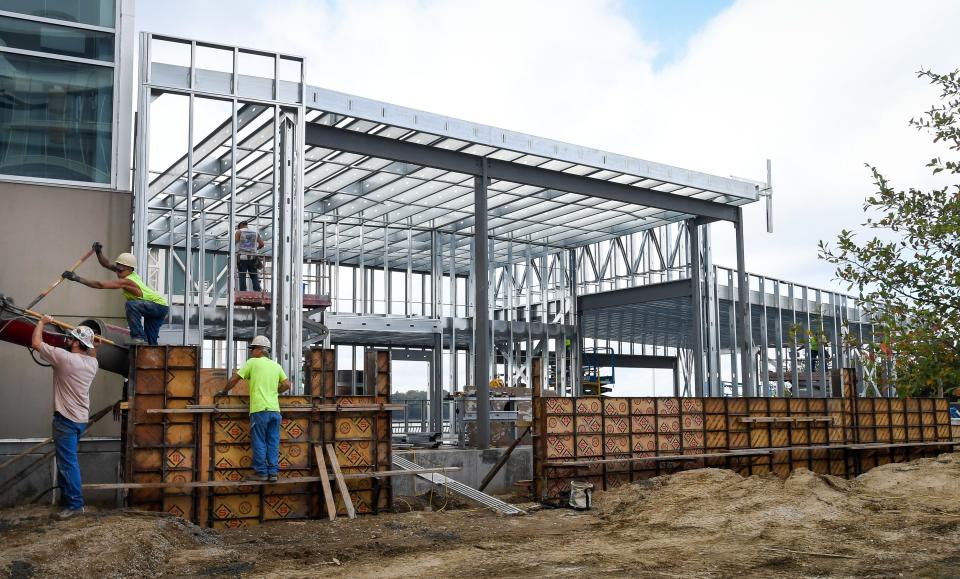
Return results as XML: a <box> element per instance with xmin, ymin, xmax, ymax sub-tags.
<box><xmin>31</xmin><ymin>315</ymin><xmax>99</xmax><ymax>519</ymax></box>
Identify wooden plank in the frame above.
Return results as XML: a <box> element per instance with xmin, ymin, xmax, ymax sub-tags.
<box><xmin>326</xmin><ymin>443</ymin><xmax>356</xmax><ymax>519</ymax></box>
<box><xmin>81</xmin><ymin>467</ymin><xmax>460</xmax><ymax>490</ymax></box>
<box><xmin>848</xmin><ymin>441</ymin><xmax>960</xmax><ymax>450</ymax></box>
<box><xmin>149</xmin><ymin>403</ymin><xmax>406</xmax><ymax>414</ymax></box>
<box><xmin>543</xmin><ymin>450</ymin><xmax>771</xmax><ymax>468</ymax></box>
<box><xmin>314</xmin><ymin>445</ymin><xmax>336</xmax><ymax>521</ymax></box>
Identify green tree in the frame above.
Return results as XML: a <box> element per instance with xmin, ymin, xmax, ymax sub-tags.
<box><xmin>819</xmin><ymin>69</ymin><xmax>960</xmax><ymax>397</ymax></box>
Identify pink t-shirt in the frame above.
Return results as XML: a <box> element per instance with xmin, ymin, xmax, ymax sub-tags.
<box><xmin>38</xmin><ymin>343</ymin><xmax>98</xmax><ymax>424</ymax></box>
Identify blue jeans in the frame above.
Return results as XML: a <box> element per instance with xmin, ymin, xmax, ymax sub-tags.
<box><xmin>53</xmin><ymin>413</ymin><xmax>86</xmax><ymax>510</ymax></box>
<box><xmin>125</xmin><ymin>300</ymin><xmax>169</xmax><ymax>345</ymax></box>
<box><xmin>238</xmin><ymin>258</ymin><xmax>261</xmax><ymax>292</ymax></box>
<box><xmin>250</xmin><ymin>411</ymin><xmax>281</xmax><ymax>477</ymax></box>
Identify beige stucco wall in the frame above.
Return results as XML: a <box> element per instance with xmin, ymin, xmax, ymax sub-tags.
<box><xmin>0</xmin><ymin>181</ymin><xmax>132</xmax><ymax>438</ymax></box>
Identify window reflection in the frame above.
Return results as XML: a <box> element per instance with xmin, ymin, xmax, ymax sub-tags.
<box><xmin>0</xmin><ymin>52</ymin><xmax>113</xmax><ymax>183</ymax></box>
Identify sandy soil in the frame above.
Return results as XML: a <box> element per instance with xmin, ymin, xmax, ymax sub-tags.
<box><xmin>2</xmin><ymin>453</ymin><xmax>960</xmax><ymax>578</ymax></box>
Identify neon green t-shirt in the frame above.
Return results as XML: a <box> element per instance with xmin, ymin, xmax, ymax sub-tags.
<box><xmin>237</xmin><ymin>357</ymin><xmax>287</xmax><ymax>413</ymax></box>
<box><xmin>122</xmin><ymin>272</ymin><xmax>168</xmax><ymax>306</ymax></box>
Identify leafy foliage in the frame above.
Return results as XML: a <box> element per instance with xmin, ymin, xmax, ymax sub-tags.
<box><xmin>819</xmin><ymin>69</ymin><xmax>960</xmax><ymax>396</ymax></box>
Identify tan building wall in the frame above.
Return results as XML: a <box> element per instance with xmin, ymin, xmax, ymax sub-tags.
<box><xmin>0</xmin><ymin>181</ymin><xmax>132</xmax><ymax>438</ymax></box>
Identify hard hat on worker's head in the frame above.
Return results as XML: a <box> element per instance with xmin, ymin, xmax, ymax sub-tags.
<box><xmin>249</xmin><ymin>336</ymin><xmax>271</xmax><ymax>350</ymax></box>
<box><xmin>115</xmin><ymin>253</ymin><xmax>137</xmax><ymax>269</ymax></box>
<box><xmin>69</xmin><ymin>326</ymin><xmax>96</xmax><ymax>350</ymax></box>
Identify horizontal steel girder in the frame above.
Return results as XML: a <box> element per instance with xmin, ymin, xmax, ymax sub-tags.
<box><xmin>305</xmin><ymin>123</ymin><xmax>742</xmax><ymax>223</ymax></box>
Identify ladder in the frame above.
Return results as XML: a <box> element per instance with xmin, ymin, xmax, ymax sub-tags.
<box><xmin>392</xmin><ymin>455</ymin><xmax>526</xmax><ymax>516</ymax></box>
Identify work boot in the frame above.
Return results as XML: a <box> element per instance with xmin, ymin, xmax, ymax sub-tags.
<box><xmin>268</xmin><ymin>473</ymin><xmax>278</xmax><ymax>482</ymax></box>
<box><xmin>245</xmin><ymin>474</ymin><xmax>269</xmax><ymax>482</ymax></box>
<box><xmin>55</xmin><ymin>507</ymin><xmax>84</xmax><ymax>520</ymax></box>
<box><xmin>128</xmin><ymin>338</ymin><xmax>147</xmax><ymax>346</ymax></box>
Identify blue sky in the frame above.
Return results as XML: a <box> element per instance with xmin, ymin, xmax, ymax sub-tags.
<box><xmin>620</xmin><ymin>0</ymin><xmax>734</xmax><ymax>69</ymax></box>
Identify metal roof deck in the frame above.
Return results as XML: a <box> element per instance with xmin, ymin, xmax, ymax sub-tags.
<box><xmin>143</xmin><ymin>56</ymin><xmax>760</xmax><ymax>274</ymax></box>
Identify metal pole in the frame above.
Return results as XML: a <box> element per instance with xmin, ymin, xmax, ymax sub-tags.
<box><xmin>473</xmin><ymin>163</ymin><xmax>491</xmax><ymax>449</ymax></box>
<box><xmin>568</xmin><ymin>248</ymin><xmax>580</xmax><ymax>396</ymax></box>
<box><xmin>226</xmin><ymin>97</ymin><xmax>237</xmax><ymax>373</ymax></box>
<box><xmin>183</xmin><ymin>91</ymin><xmax>195</xmax><ymax>345</ymax></box>
<box><xmin>735</xmin><ymin>209</ymin><xmax>755</xmax><ymax>396</ymax></box>
<box><xmin>689</xmin><ymin>221</ymin><xmax>705</xmax><ymax>397</ymax></box>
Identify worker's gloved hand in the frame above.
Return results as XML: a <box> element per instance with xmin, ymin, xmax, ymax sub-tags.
<box><xmin>92</xmin><ymin>242</ymin><xmax>103</xmax><ymax>254</ymax></box>
<box><xmin>61</xmin><ymin>271</ymin><xmax>77</xmax><ymax>281</ymax></box>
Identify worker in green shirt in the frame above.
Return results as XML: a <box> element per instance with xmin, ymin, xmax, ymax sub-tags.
<box><xmin>62</xmin><ymin>243</ymin><xmax>169</xmax><ymax>345</ymax></box>
<box><xmin>217</xmin><ymin>336</ymin><xmax>292</xmax><ymax>482</ymax></box>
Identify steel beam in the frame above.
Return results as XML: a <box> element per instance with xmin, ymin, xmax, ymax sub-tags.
<box><xmin>305</xmin><ymin>123</ymin><xmax>741</xmax><ymax>223</ymax></box>
<box><xmin>578</xmin><ymin>279</ymin><xmax>692</xmax><ymax>312</ymax></box>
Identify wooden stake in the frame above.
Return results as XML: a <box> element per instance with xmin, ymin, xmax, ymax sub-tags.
<box><xmin>326</xmin><ymin>443</ymin><xmax>356</xmax><ymax>519</ymax></box>
<box><xmin>314</xmin><ymin>445</ymin><xmax>336</xmax><ymax>521</ymax></box>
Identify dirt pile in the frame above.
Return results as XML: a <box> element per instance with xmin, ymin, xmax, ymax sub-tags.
<box><xmin>0</xmin><ymin>454</ymin><xmax>958</xmax><ymax>577</ymax></box>
<box><xmin>0</xmin><ymin>509</ymin><xmax>223</xmax><ymax>578</ymax></box>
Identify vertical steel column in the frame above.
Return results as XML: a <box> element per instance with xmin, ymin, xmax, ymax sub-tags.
<box><xmin>525</xmin><ymin>239</ymin><xmax>533</xmax><ymax>392</ymax></box>
<box><xmin>759</xmin><ymin>276</ymin><xmax>769</xmax><ymax>396</ymax></box>
<box><xmin>703</xmin><ymin>226</ymin><xmax>721</xmax><ymax>396</ymax></box>
<box><xmin>788</xmin><ymin>282</ymin><xmax>798</xmax><ymax>397</ymax></box>
<box><xmin>197</xmin><ymin>199</ymin><xmax>206</xmax><ymax>349</ymax></box>
<box><xmin>358</xmin><ymin>217</ymin><xmax>365</xmax><ymax>314</ymax></box>
<box><xmin>568</xmin><ymin>248</ymin><xmax>580</xmax><ymax>396</ymax></box>
<box><xmin>405</xmin><ymin>224</ymin><xmax>413</xmax><ymax>317</ymax></box>
<box><xmin>225</xmin><ymin>96</ymin><xmax>237</xmax><ymax>373</ymax></box>
<box><xmin>449</xmin><ymin>231</ymin><xmax>457</xmax><ymax>392</ymax></box>
<box><xmin>473</xmin><ymin>162</ymin><xmax>491</xmax><ymax>449</ymax></box>
<box><xmin>384</xmin><ymin>219</ymin><xmax>390</xmax><ymax>315</ymax></box>
<box><xmin>773</xmin><ymin>279</ymin><xmax>785</xmax><ymax>397</ymax></box>
<box><xmin>735</xmin><ymin>210</ymin><xmax>755</xmax><ymax>396</ymax></box>
<box><xmin>273</xmin><ymin>111</ymin><xmax>303</xmax><ymax>386</ymax></box>
<box><xmin>727</xmin><ymin>268</ymin><xmax>738</xmax><ymax>395</ymax></box>
<box><xmin>803</xmin><ymin>286</ymin><xmax>813</xmax><ymax>397</ymax></box>
<box><xmin>183</xmin><ymin>92</ymin><xmax>195</xmax><ymax>345</ymax></box>
<box><xmin>431</xmin><ymin>332</ymin><xmax>443</xmax><ymax>433</ymax></box>
<box><xmin>689</xmin><ymin>221</ymin><xmax>705</xmax><ymax>397</ymax></box>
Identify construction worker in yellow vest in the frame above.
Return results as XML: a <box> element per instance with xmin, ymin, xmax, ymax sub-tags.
<box><xmin>62</xmin><ymin>243</ymin><xmax>169</xmax><ymax>345</ymax></box>
<box><xmin>217</xmin><ymin>336</ymin><xmax>292</xmax><ymax>482</ymax></box>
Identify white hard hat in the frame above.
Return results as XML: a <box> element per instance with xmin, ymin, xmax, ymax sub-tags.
<box><xmin>249</xmin><ymin>336</ymin><xmax>271</xmax><ymax>349</ymax></box>
<box><xmin>69</xmin><ymin>326</ymin><xmax>96</xmax><ymax>349</ymax></box>
<box><xmin>115</xmin><ymin>253</ymin><xmax>137</xmax><ymax>269</ymax></box>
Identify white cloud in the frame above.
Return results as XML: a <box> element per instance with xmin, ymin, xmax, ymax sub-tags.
<box><xmin>137</xmin><ymin>0</ymin><xmax>960</xmax><ymax>292</ymax></box>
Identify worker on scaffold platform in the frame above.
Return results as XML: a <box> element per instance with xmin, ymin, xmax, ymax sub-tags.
<box><xmin>236</xmin><ymin>220</ymin><xmax>265</xmax><ymax>292</ymax></box>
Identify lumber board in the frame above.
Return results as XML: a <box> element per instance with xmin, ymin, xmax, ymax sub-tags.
<box><xmin>314</xmin><ymin>445</ymin><xmax>336</xmax><ymax>521</ymax></box>
<box><xmin>326</xmin><ymin>443</ymin><xmax>356</xmax><ymax>519</ymax></box>
<box><xmin>82</xmin><ymin>466</ymin><xmax>459</xmax><ymax>490</ymax></box>
<box><xmin>848</xmin><ymin>441</ymin><xmax>960</xmax><ymax>450</ymax></box>
<box><xmin>543</xmin><ymin>450</ymin><xmax>770</xmax><ymax>468</ymax></box>
<box><xmin>148</xmin><ymin>403</ymin><xmax>404</xmax><ymax>414</ymax></box>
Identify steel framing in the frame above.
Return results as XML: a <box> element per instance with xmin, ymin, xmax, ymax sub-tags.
<box><xmin>132</xmin><ymin>34</ymin><xmax>876</xmax><ymax>450</ymax></box>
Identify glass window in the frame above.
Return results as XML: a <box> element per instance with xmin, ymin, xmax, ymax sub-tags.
<box><xmin>0</xmin><ymin>15</ymin><xmax>114</xmax><ymax>61</ymax></box>
<box><xmin>0</xmin><ymin>51</ymin><xmax>113</xmax><ymax>183</ymax></box>
<box><xmin>2</xmin><ymin>0</ymin><xmax>115</xmax><ymax>28</ymax></box>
